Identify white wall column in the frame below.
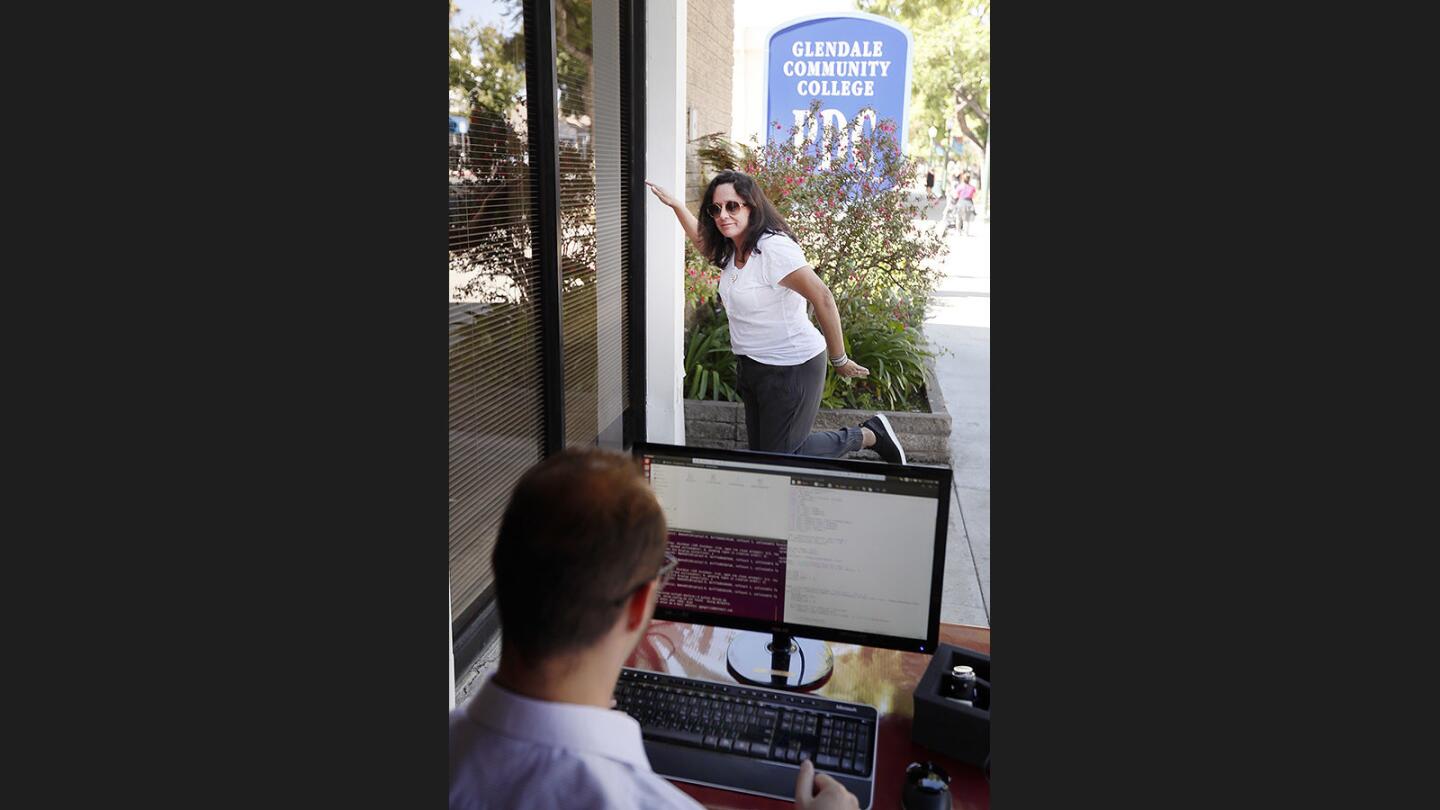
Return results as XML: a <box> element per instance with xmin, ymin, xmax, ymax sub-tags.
<box><xmin>646</xmin><ymin>0</ymin><xmax>687</xmax><ymax>445</ymax></box>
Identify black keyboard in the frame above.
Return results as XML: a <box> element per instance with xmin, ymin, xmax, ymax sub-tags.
<box><xmin>614</xmin><ymin>667</ymin><xmax>877</xmax><ymax>809</ymax></box>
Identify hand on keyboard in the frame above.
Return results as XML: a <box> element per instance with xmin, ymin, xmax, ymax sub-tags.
<box><xmin>795</xmin><ymin>759</ymin><xmax>860</xmax><ymax>810</ymax></box>
<box><xmin>616</xmin><ymin>668</ymin><xmax>875</xmax><ymax>805</ymax></box>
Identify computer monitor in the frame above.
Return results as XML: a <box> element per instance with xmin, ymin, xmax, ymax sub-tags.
<box><xmin>635</xmin><ymin>442</ymin><xmax>950</xmax><ymax>690</ymax></box>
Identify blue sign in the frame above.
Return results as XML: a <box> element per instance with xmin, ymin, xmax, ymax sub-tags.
<box><xmin>766</xmin><ymin>13</ymin><xmax>912</xmax><ymax>153</ymax></box>
<box><xmin>449</xmin><ymin>115</ymin><xmax>469</xmax><ymax>135</ymax></box>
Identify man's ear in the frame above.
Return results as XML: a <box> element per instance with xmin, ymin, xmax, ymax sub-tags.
<box><xmin>623</xmin><ymin>579</ymin><xmax>657</xmax><ymax>632</ymax></box>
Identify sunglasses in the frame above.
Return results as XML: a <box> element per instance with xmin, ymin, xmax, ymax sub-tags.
<box><xmin>705</xmin><ymin>200</ymin><xmax>748</xmax><ymax>217</ymax></box>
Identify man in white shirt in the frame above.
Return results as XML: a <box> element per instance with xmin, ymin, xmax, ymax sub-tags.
<box><xmin>450</xmin><ymin>447</ymin><xmax>858</xmax><ymax>810</ymax></box>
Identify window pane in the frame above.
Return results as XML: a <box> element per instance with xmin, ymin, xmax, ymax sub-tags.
<box><xmin>449</xmin><ymin>5</ymin><xmax>542</xmax><ymax>623</ymax></box>
<box><xmin>557</xmin><ymin>0</ymin><xmax>629</xmax><ymax>448</ymax></box>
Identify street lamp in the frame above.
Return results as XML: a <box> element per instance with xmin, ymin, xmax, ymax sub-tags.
<box><xmin>945</xmin><ymin>117</ymin><xmax>955</xmax><ymax>181</ymax></box>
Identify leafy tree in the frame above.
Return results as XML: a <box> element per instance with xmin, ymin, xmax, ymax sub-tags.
<box><xmin>449</xmin><ymin>0</ymin><xmax>598</xmax><ymax>304</ymax></box>
<box><xmin>856</xmin><ymin>0</ymin><xmax>989</xmax><ymax>160</ymax></box>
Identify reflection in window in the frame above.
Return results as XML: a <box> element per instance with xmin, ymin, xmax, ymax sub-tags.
<box><xmin>557</xmin><ymin>0</ymin><xmax>628</xmax><ymax>448</ymax></box>
<box><xmin>448</xmin><ymin>2</ymin><xmax>541</xmax><ymax>623</ymax></box>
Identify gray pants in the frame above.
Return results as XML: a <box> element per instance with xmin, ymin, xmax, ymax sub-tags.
<box><xmin>735</xmin><ymin>351</ymin><xmax>865</xmax><ymax>457</ymax></box>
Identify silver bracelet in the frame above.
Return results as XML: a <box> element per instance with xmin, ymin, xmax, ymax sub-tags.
<box><xmin>829</xmin><ymin>353</ymin><xmax>849</xmax><ymax>368</ymax></box>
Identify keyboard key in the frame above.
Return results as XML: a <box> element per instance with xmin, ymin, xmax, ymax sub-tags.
<box><xmin>841</xmin><ymin>756</ymin><xmax>853</xmax><ymax>772</ymax></box>
<box><xmin>816</xmin><ymin>753</ymin><xmax>840</xmax><ymax>770</ymax></box>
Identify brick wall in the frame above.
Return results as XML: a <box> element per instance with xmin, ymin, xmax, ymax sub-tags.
<box><xmin>685</xmin><ymin>0</ymin><xmax>734</xmax><ymax>209</ymax></box>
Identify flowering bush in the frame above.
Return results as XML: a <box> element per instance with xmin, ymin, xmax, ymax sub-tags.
<box><xmin>684</xmin><ymin>103</ymin><xmax>947</xmax><ymax>411</ymax></box>
<box><xmin>683</xmin><ymin>243</ymin><xmax>721</xmax><ymax>315</ymax></box>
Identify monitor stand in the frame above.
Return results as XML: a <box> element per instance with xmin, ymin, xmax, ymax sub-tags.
<box><xmin>725</xmin><ymin>630</ymin><xmax>833</xmax><ymax>691</ymax></box>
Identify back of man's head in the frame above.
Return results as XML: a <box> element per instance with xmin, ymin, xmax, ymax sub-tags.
<box><xmin>492</xmin><ymin>447</ymin><xmax>667</xmax><ymax>663</ymax></box>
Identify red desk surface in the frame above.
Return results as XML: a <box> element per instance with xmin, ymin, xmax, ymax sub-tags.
<box><xmin>624</xmin><ymin>622</ymin><xmax>990</xmax><ymax>810</ymax></box>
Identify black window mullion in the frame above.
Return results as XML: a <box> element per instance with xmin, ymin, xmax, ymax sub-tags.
<box><xmin>623</xmin><ymin>0</ymin><xmax>646</xmax><ymax>450</ymax></box>
<box><xmin>526</xmin><ymin>0</ymin><xmax>566</xmax><ymax>455</ymax></box>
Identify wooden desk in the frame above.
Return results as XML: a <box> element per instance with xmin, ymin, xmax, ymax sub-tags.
<box><xmin>625</xmin><ymin>622</ymin><xmax>990</xmax><ymax>810</ymax></box>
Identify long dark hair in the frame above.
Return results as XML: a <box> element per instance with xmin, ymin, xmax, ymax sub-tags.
<box><xmin>699</xmin><ymin>170</ymin><xmax>797</xmax><ymax>268</ymax></box>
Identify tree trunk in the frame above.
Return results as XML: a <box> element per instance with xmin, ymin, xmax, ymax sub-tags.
<box><xmin>953</xmin><ymin>89</ymin><xmax>989</xmax><ymax>154</ymax></box>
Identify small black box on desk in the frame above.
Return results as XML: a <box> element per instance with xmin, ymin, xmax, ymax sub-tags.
<box><xmin>911</xmin><ymin>644</ymin><xmax>990</xmax><ymax>767</ymax></box>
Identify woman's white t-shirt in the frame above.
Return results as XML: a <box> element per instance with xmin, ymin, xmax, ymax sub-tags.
<box><xmin>717</xmin><ymin>232</ymin><xmax>827</xmax><ymax>366</ymax></box>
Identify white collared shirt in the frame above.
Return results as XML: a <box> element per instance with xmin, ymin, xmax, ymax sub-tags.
<box><xmin>450</xmin><ymin>675</ymin><xmax>704</xmax><ymax>810</ymax></box>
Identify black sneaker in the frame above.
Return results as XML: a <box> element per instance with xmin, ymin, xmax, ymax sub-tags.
<box><xmin>861</xmin><ymin>413</ymin><xmax>906</xmax><ymax>465</ymax></box>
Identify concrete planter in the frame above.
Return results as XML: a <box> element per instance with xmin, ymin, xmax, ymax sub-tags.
<box><xmin>682</xmin><ymin>351</ymin><xmax>952</xmax><ymax>466</ymax></box>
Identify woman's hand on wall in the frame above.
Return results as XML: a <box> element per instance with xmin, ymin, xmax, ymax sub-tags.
<box><xmin>645</xmin><ymin>180</ymin><xmax>681</xmax><ymax>210</ymax></box>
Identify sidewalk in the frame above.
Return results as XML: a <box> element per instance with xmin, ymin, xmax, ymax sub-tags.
<box><xmin>916</xmin><ymin>192</ymin><xmax>991</xmax><ymax>627</ymax></box>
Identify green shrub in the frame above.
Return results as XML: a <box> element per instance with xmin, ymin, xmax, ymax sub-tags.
<box><xmin>683</xmin><ymin>313</ymin><xmax>738</xmax><ymax>402</ymax></box>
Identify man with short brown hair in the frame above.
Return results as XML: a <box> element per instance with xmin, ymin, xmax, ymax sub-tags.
<box><xmin>449</xmin><ymin>447</ymin><xmax>858</xmax><ymax>810</ymax></box>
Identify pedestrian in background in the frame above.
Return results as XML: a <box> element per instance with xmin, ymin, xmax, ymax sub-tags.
<box><xmin>954</xmin><ymin>172</ymin><xmax>978</xmax><ymax>236</ymax></box>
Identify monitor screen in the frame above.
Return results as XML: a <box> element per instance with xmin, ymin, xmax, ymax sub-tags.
<box><xmin>636</xmin><ymin>442</ymin><xmax>950</xmax><ymax>653</ymax></box>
